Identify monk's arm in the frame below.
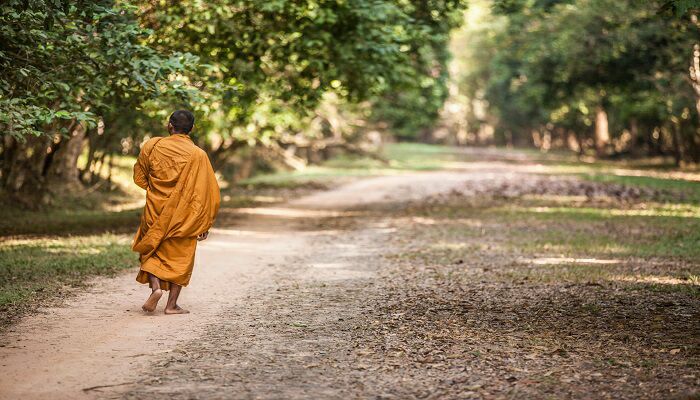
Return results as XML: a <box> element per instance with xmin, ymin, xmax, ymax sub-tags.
<box><xmin>133</xmin><ymin>143</ymin><xmax>151</xmax><ymax>190</ymax></box>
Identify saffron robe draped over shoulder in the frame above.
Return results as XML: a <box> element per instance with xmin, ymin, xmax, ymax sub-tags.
<box><xmin>132</xmin><ymin>134</ymin><xmax>220</xmax><ymax>290</ymax></box>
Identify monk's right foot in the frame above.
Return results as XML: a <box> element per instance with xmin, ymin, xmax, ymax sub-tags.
<box><xmin>164</xmin><ymin>305</ymin><xmax>190</xmax><ymax>315</ymax></box>
<box><xmin>142</xmin><ymin>289</ymin><xmax>163</xmax><ymax>312</ymax></box>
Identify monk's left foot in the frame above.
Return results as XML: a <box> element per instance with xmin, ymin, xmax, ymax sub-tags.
<box><xmin>142</xmin><ymin>289</ymin><xmax>163</xmax><ymax>312</ymax></box>
<box><xmin>164</xmin><ymin>305</ymin><xmax>190</xmax><ymax>315</ymax></box>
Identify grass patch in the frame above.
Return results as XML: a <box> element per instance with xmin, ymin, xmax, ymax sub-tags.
<box><xmin>486</xmin><ymin>202</ymin><xmax>700</xmax><ymax>260</ymax></box>
<box><xmin>512</xmin><ymin>148</ymin><xmax>700</xmax><ymax>204</ymax></box>
<box><xmin>240</xmin><ymin>142</ymin><xmax>468</xmax><ymax>189</ymax></box>
<box><xmin>581</xmin><ymin>174</ymin><xmax>700</xmax><ymax>203</ymax></box>
<box><xmin>0</xmin><ymin>233</ymin><xmax>136</xmax><ymax>328</ymax></box>
<box><xmin>0</xmin><ymin>207</ymin><xmax>141</xmax><ymax>236</ymax></box>
<box><xmin>394</xmin><ymin>193</ymin><xmax>700</xmax><ymax>294</ymax></box>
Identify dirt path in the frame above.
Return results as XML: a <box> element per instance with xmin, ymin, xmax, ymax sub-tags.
<box><xmin>0</xmin><ymin>211</ymin><xmax>306</xmax><ymax>398</ymax></box>
<box><xmin>0</xmin><ymin>166</ymin><xmax>483</xmax><ymax>400</ymax></box>
<box><xmin>1</xmin><ymin>154</ymin><xmax>698</xmax><ymax>399</ymax></box>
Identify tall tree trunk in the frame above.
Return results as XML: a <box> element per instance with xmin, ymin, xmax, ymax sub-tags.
<box><xmin>690</xmin><ymin>43</ymin><xmax>700</xmax><ymax>119</ymax></box>
<box><xmin>1</xmin><ymin>135</ymin><xmax>17</xmax><ymax>188</ymax></box>
<box><xmin>1</xmin><ymin>135</ymin><xmax>52</xmax><ymax>205</ymax></box>
<box><xmin>234</xmin><ymin>152</ymin><xmax>256</xmax><ymax>182</ymax></box>
<box><xmin>594</xmin><ymin>106</ymin><xmax>610</xmax><ymax>156</ymax></box>
<box><xmin>629</xmin><ymin>118</ymin><xmax>639</xmax><ymax>146</ymax></box>
<box><xmin>685</xmin><ymin>40</ymin><xmax>700</xmax><ymax>164</ymax></box>
<box><xmin>46</xmin><ymin>122</ymin><xmax>86</xmax><ymax>187</ymax></box>
<box><xmin>566</xmin><ymin>130</ymin><xmax>581</xmax><ymax>154</ymax></box>
<box><xmin>670</xmin><ymin>120</ymin><xmax>684</xmax><ymax>167</ymax></box>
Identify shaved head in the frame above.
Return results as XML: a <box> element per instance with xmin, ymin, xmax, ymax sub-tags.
<box><xmin>169</xmin><ymin>110</ymin><xmax>195</xmax><ymax>134</ymax></box>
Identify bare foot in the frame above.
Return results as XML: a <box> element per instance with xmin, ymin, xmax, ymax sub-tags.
<box><xmin>164</xmin><ymin>305</ymin><xmax>190</xmax><ymax>315</ymax></box>
<box><xmin>141</xmin><ymin>289</ymin><xmax>163</xmax><ymax>312</ymax></box>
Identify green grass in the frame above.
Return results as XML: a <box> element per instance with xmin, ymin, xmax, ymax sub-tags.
<box><xmin>511</xmin><ymin>148</ymin><xmax>700</xmax><ymax>203</ymax></box>
<box><xmin>0</xmin><ymin>152</ymin><xmax>142</xmax><ymax>236</ymax></box>
<box><xmin>0</xmin><ymin>154</ymin><xmax>144</xmax><ymax>327</ymax></box>
<box><xmin>581</xmin><ymin>174</ymin><xmax>700</xmax><ymax>203</ymax></box>
<box><xmin>393</xmin><ymin>146</ymin><xmax>700</xmax><ymax>294</ymax></box>
<box><xmin>0</xmin><ymin>207</ymin><xmax>141</xmax><ymax>236</ymax></box>
<box><xmin>240</xmin><ymin>142</ymin><xmax>467</xmax><ymax>188</ymax></box>
<box><xmin>396</xmin><ymin>195</ymin><xmax>700</xmax><ymax>296</ymax></box>
<box><xmin>510</xmin><ymin>219</ymin><xmax>700</xmax><ymax>259</ymax></box>
<box><xmin>413</xmin><ymin>198</ymin><xmax>700</xmax><ymax>259</ymax></box>
<box><xmin>0</xmin><ymin>234</ymin><xmax>137</xmax><ymax>326</ymax></box>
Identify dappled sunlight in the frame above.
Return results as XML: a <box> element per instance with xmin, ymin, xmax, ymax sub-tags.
<box><xmin>607</xmin><ymin>168</ymin><xmax>700</xmax><ymax>182</ymax></box>
<box><xmin>208</xmin><ymin>228</ymin><xmax>287</xmax><ymax>238</ymax></box>
<box><xmin>427</xmin><ymin>240</ymin><xmax>506</xmax><ymax>253</ymax></box>
<box><xmin>411</xmin><ymin>217</ymin><xmax>438</xmax><ymax>225</ymax></box>
<box><xmin>233</xmin><ymin>207</ymin><xmax>364</xmax><ymax>219</ymax></box>
<box><xmin>0</xmin><ymin>234</ymin><xmax>131</xmax><ymax>250</ymax></box>
<box><xmin>522</xmin><ymin>194</ymin><xmax>590</xmax><ymax>204</ymax></box>
<box><xmin>526</xmin><ymin>242</ymin><xmax>631</xmax><ymax>255</ymax></box>
<box><xmin>523</xmin><ymin>205</ymin><xmax>700</xmax><ymax>219</ymax></box>
<box><xmin>5</xmin><ymin>0</ymin><xmax>700</xmax><ymax>395</ymax></box>
<box><xmin>520</xmin><ymin>257</ymin><xmax>622</xmax><ymax>266</ymax></box>
<box><xmin>611</xmin><ymin>274</ymin><xmax>700</xmax><ymax>286</ymax></box>
<box><xmin>45</xmin><ymin>247</ymin><xmax>104</xmax><ymax>255</ymax></box>
<box><xmin>430</xmin><ymin>242</ymin><xmax>468</xmax><ymax>251</ymax></box>
<box><xmin>307</xmin><ymin>262</ymin><xmax>348</xmax><ymax>269</ymax></box>
<box><xmin>410</xmin><ymin>216</ymin><xmax>496</xmax><ymax>228</ymax></box>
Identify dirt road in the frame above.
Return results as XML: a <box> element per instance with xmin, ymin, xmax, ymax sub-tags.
<box><xmin>1</xmin><ymin>154</ymin><xmax>698</xmax><ymax>399</ymax></box>
<box><xmin>0</xmin><ymin>163</ymin><xmax>485</xmax><ymax>399</ymax></box>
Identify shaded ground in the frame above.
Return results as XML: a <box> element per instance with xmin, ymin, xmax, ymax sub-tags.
<box><xmin>1</xmin><ymin>147</ymin><xmax>698</xmax><ymax>399</ymax></box>
<box><xmin>120</xmin><ymin>156</ymin><xmax>698</xmax><ymax>399</ymax></box>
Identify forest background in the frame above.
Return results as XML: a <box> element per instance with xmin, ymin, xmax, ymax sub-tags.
<box><xmin>1</xmin><ymin>0</ymin><xmax>699</xmax><ymax>205</ymax></box>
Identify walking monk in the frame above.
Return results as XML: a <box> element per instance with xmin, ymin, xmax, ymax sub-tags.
<box><xmin>132</xmin><ymin>110</ymin><xmax>220</xmax><ymax>314</ymax></box>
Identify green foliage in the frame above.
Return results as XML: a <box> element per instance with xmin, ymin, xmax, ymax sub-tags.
<box><xmin>137</xmin><ymin>0</ymin><xmax>467</xmax><ymax>147</ymax></box>
<box><xmin>452</xmin><ymin>0</ymin><xmax>700</xmax><ymax>161</ymax></box>
<box><xmin>663</xmin><ymin>0</ymin><xmax>700</xmax><ymax>15</ymax></box>
<box><xmin>0</xmin><ymin>0</ymin><xmax>197</xmax><ymax>140</ymax></box>
<box><xmin>0</xmin><ymin>0</ymin><xmax>468</xmax><ymax>197</ymax></box>
<box><xmin>369</xmin><ymin>0</ymin><xmax>469</xmax><ymax>140</ymax></box>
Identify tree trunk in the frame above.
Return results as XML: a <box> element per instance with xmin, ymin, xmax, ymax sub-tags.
<box><xmin>629</xmin><ymin>118</ymin><xmax>639</xmax><ymax>144</ymax></box>
<box><xmin>566</xmin><ymin>130</ymin><xmax>581</xmax><ymax>154</ymax></box>
<box><xmin>234</xmin><ymin>153</ymin><xmax>256</xmax><ymax>182</ymax></box>
<box><xmin>46</xmin><ymin>122</ymin><xmax>86</xmax><ymax>187</ymax></box>
<box><xmin>681</xmin><ymin>20</ymin><xmax>700</xmax><ymax>161</ymax></box>
<box><xmin>690</xmin><ymin>43</ymin><xmax>700</xmax><ymax>120</ymax></box>
<box><xmin>594</xmin><ymin>106</ymin><xmax>610</xmax><ymax>156</ymax></box>
<box><xmin>670</xmin><ymin>121</ymin><xmax>684</xmax><ymax>167</ymax></box>
<box><xmin>1</xmin><ymin>135</ymin><xmax>17</xmax><ymax>188</ymax></box>
<box><xmin>1</xmin><ymin>135</ymin><xmax>52</xmax><ymax>205</ymax></box>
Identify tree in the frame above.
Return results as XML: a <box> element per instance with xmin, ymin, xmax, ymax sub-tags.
<box><xmin>449</xmin><ymin>0</ymin><xmax>700</xmax><ymax>162</ymax></box>
<box><xmin>137</xmin><ymin>0</ymin><xmax>467</xmax><ymax>174</ymax></box>
<box><xmin>0</xmin><ymin>0</ymin><xmax>196</xmax><ymax>201</ymax></box>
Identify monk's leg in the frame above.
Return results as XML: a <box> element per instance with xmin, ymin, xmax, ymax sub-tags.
<box><xmin>142</xmin><ymin>272</ymin><xmax>163</xmax><ymax>312</ymax></box>
<box><xmin>164</xmin><ymin>283</ymin><xmax>189</xmax><ymax>314</ymax></box>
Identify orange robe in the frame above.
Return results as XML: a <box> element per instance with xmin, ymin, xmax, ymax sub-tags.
<box><xmin>132</xmin><ymin>133</ymin><xmax>220</xmax><ymax>290</ymax></box>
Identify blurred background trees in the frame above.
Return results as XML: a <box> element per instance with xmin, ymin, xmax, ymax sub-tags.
<box><xmin>1</xmin><ymin>0</ymin><xmax>698</xmax><ymax>205</ymax></box>
<box><xmin>441</xmin><ymin>0</ymin><xmax>700</xmax><ymax>164</ymax></box>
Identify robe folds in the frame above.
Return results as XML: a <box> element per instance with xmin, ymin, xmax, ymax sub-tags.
<box><xmin>132</xmin><ymin>133</ymin><xmax>220</xmax><ymax>290</ymax></box>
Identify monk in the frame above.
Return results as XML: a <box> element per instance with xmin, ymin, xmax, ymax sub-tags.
<box><xmin>132</xmin><ymin>110</ymin><xmax>220</xmax><ymax>314</ymax></box>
